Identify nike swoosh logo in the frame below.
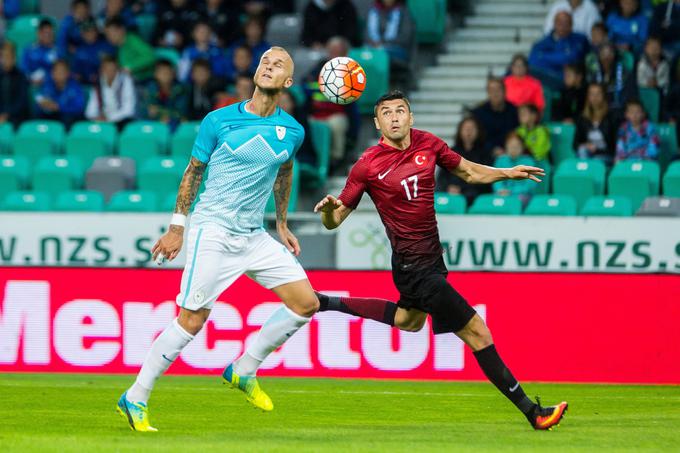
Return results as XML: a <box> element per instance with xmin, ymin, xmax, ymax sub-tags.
<box><xmin>378</xmin><ymin>169</ymin><xmax>392</xmax><ymax>179</ymax></box>
<box><xmin>509</xmin><ymin>382</ymin><xmax>519</xmax><ymax>392</ymax></box>
<box><xmin>161</xmin><ymin>354</ymin><xmax>174</xmax><ymax>363</ymax></box>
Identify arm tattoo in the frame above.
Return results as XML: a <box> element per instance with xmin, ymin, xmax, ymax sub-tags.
<box><xmin>171</xmin><ymin>157</ymin><xmax>206</xmax><ymax>232</ymax></box>
<box><xmin>273</xmin><ymin>160</ymin><xmax>293</xmax><ymax>225</ymax></box>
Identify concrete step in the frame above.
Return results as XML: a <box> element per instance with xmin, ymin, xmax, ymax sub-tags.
<box><xmin>410</xmin><ymin>103</ymin><xmax>465</xmax><ymax>114</ymax></box>
<box><xmin>411</xmin><ymin>91</ymin><xmax>485</xmax><ymax>103</ymax></box>
<box><xmin>465</xmin><ymin>16</ymin><xmax>545</xmax><ymax>28</ymax></box>
<box><xmin>413</xmin><ymin>114</ymin><xmax>463</xmax><ymax>126</ymax></box>
<box><xmin>421</xmin><ymin>65</ymin><xmax>507</xmax><ymax>78</ymax></box>
<box><xmin>452</xmin><ymin>27</ymin><xmax>543</xmax><ymax>42</ymax></box>
<box><xmin>446</xmin><ymin>41</ymin><xmax>531</xmax><ymax>54</ymax></box>
<box><xmin>474</xmin><ymin>3</ymin><xmax>548</xmax><ymax>16</ymax></box>
<box><xmin>438</xmin><ymin>53</ymin><xmax>512</xmax><ymax>65</ymax></box>
<box><xmin>475</xmin><ymin>0</ymin><xmax>548</xmax><ymax>4</ymax></box>
<box><xmin>419</xmin><ymin>78</ymin><xmax>487</xmax><ymax>91</ymax></box>
<box><xmin>416</xmin><ymin>125</ymin><xmax>458</xmax><ymax>139</ymax></box>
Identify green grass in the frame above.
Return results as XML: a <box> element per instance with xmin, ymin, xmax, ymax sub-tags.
<box><xmin>1</xmin><ymin>374</ymin><xmax>679</xmax><ymax>452</ymax></box>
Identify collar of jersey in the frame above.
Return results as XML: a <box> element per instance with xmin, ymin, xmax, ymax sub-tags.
<box><xmin>379</xmin><ymin>129</ymin><xmax>415</xmax><ymax>152</ymax></box>
<box><xmin>238</xmin><ymin>100</ymin><xmax>281</xmax><ymax>118</ymax></box>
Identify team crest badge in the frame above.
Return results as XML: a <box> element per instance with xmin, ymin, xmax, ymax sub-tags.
<box><xmin>414</xmin><ymin>154</ymin><xmax>427</xmax><ymax>165</ymax></box>
<box><xmin>276</xmin><ymin>126</ymin><xmax>286</xmax><ymax>140</ymax></box>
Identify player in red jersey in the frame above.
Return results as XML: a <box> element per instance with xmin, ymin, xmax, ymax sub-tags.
<box><xmin>313</xmin><ymin>91</ymin><xmax>567</xmax><ymax>430</ymax></box>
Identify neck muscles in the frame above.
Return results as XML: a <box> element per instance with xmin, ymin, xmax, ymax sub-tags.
<box><xmin>384</xmin><ymin>134</ymin><xmax>410</xmax><ymax>150</ymax></box>
<box><xmin>248</xmin><ymin>88</ymin><xmax>279</xmax><ymax>116</ymax></box>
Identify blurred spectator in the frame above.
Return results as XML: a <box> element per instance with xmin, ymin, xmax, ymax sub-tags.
<box><xmin>104</xmin><ymin>18</ymin><xmax>156</xmax><ymax>81</ymax></box>
<box><xmin>35</xmin><ymin>59</ymin><xmax>86</xmax><ymax>128</ymax></box>
<box><xmin>178</xmin><ymin>21</ymin><xmax>229</xmax><ymax>82</ymax></box>
<box><xmin>606</xmin><ymin>0</ymin><xmax>648</xmax><ymax>54</ymax></box>
<box><xmin>493</xmin><ymin>132</ymin><xmax>537</xmax><ymax>205</ymax></box>
<box><xmin>615</xmin><ymin>99</ymin><xmax>660</xmax><ymax>161</ymax></box>
<box><xmin>574</xmin><ymin>83</ymin><xmax>619</xmax><ymax>164</ymax></box>
<box><xmin>139</xmin><ymin>59</ymin><xmax>187</xmax><ymax>131</ymax></box>
<box><xmin>186</xmin><ymin>59</ymin><xmax>226</xmax><ymax>120</ymax></box>
<box><xmin>637</xmin><ymin>36</ymin><xmax>670</xmax><ymax>94</ymax></box>
<box><xmin>301</xmin><ymin>0</ymin><xmax>361</xmax><ymax>48</ymax></box>
<box><xmin>0</xmin><ymin>42</ymin><xmax>29</xmax><ymax>127</ymax></box>
<box><xmin>664</xmin><ymin>61</ymin><xmax>680</xmax><ymax>144</ymax></box>
<box><xmin>2</xmin><ymin>0</ymin><xmax>20</xmax><ymax>20</ymax></box>
<box><xmin>471</xmin><ymin>78</ymin><xmax>519</xmax><ymax>156</ymax></box>
<box><xmin>85</xmin><ymin>55</ymin><xmax>136</xmax><ymax>129</ymax></box>
<box><xmin>242</xmin><ymin>0</ymin><xmax>296</xmax><ymax>18</ymax></box>
<box><xmin>504</xmin><ymin>54</ymin><xmax>545</xmax><ymax>114</ymax></box>
<box><xmin>154</xmin><ymin>0</ymin><xmax>201</xmax><ymax>50</ymax></box>
<box><xmin>585</xmin><ymin>22</ymin><xmax>608</xmax><ymax>71</ymax></box>
<box><xmin>199</xmin><ymin>0</ymin><xmax>242</xmax><ymax>47</ymax></box>
<box><xmin>585</xmin><ymin>42</ymin><xmax>636</xmax><ymax>110</ymax></box>
<box><xmin>517</xmin><ymin>104</ymin><xmax>551</xmax><ymax>161</ymax></box>
<box><xmin>230</xmin><ymin>17</ymin><xmax>271</xmax><ymax>72</ymax></box>
<box><xmin>278</xmin><ymin>89</ymin><xmax>316</xmax><ymax>165</ymax></box>
<box><xmin>650</xmin><ymin>0</ymin><xmax>680</xmax><ymax>55</ymax></box>
<box><xmin>435</xmin><ymin>117</ymin><xmax>491</xmax><ymax>204</ymax></box>
<box><xmin>216</xmin><ymin>72</ymin><xmax>256</xmax><ymax>108</ymax></box>
<box><xmin>529</xmin><ymin>11</ymin><xmax>589</xmax><ymax>89</ymax></box>
<box><xmin>554</xmin><ymin>63</ymin><xmax>587</xmax><ymax>122</ymax></box>
<box><xmin>225</xmin><ymin>45</ymin><xmax>254</xmax><ymax>84</ymax></box>
<box><xmin>365</xmin><ymin>0</ymin><xmax>415</xmax><ymax>68</ymax></box>
<box><xmin>544</xmin><ymin>0</ymin><xmax>602</xmax><ymax>39</ymax></box>
<box><xmin>57</xmin><ymin>0</ymin><xmax>93</xmax><ymax>57</ymax></box>
<box><xmin>129</xmin><ymin>0</ymin><xmax>158</xmax><ymax>14</ymax></box>
<box><xmin>71</xmin><ymin>19</ymin><xmax>116</xmax><ymax>85</ymax></box>
<box><xmin>97</xmin><ymin>0</ymin><xmax>137</xmax><ymax>31</ymax></box>
<box><xmin>21</xmin><ymin>19</ymin><xmax>59</xmax><ymax>85</ymax></box>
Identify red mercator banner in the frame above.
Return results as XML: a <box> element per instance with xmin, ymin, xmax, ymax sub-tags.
<box><xmin>1</xmin><ymin>267</ymin><xmax>679</xmax><ymax>383</ymax></box>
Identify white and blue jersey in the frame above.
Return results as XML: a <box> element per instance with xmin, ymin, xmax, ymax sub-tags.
<box><xmin>190</xmin><ymin>101</ymin><xmax>305</xmax><ymax>235</ymax></box>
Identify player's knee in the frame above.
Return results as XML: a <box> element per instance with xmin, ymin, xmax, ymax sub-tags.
<box><xmin>399</xmin><ymin>318</ymin><xmax>426</xmax><ymax>332</ymax></box>
<box><xmin>177</xmin><ymin>309</ymin><xmax>208</xmax><ymax>335</ymax></box>
<box><xmin>462</xmin><ymin>316</ymin><xmax>493</xmax><ymax>350</ymax></box>
<box><xmin>289</xmin><ymin>296</ymin><xmax>319</xmax><ymax>318</ymax></box>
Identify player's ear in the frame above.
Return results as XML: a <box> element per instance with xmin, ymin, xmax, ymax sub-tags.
<box><xmin>409</xmin><ymin>112</ymin><xmax>414</xmax><ymax>126</ymax></box>
<box><xmin>283</xmin><ymin>77</ymin><xmax>293</xmax><ymax>88</ymax></box>
<box><xmin>373</xmin><ymin>117</ymin><xmax>380</xmax><ymax>130</ymax></box>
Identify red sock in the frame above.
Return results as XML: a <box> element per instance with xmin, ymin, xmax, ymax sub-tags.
<box><xmin>316</xmin><ymin>292</ymin><xmax>397</xmax><ymax>326</ymax></box>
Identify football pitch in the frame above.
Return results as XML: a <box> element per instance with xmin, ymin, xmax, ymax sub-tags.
<box><xmin>1</xmin><ymin>374</ymin><xmax>679</xmax><ymax>452</ymax></box>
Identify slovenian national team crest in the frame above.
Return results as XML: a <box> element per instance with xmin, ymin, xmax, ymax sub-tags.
<box><xmin>276</xmin><ymin>126</ymin><xmax>286</xmax><ymax>140</ymax></box>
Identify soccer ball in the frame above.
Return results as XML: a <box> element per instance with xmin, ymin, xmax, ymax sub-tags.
<box><xmin>318</xmin><ymin>57</ymin><xmax>366</xmax><ymax>105</ymax></box>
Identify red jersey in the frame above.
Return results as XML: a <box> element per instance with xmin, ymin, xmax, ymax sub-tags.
<box><xmin>339</xmin><ymin>128</ymin><xmax>462</xmax><ymax>262</ymax></box>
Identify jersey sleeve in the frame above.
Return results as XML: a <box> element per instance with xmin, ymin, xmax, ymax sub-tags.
<box><xmin>288</xmin><ymin>125</ymin><xmax>305</xmax><ymax>162</ymax></box>
<box><xmin>191</xmin><ymin>114</ymin><xmax>218</xmax><ymax>163</ymax></box>
<box><xmin>338</xmin><ymin>156</ymin><xmax>369</xmax><ymax>209</ymax></box>
<box><xmin>435</xmin><ymin>137</ymin><xmax>462</xmax><ymax>171</ymax></box>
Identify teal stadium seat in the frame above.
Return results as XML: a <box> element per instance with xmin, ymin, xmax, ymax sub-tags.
<box><xmin>546</xmin><ymin>122</ymin><xmax>575</xmax><ymax>165</ymax></box>
<box><xmin>407</xmin><ymin>0</ymin><xmax>446</xmax><ymax>44</ymax></box>
<box><xmin>136</xmin><ymin>14</ymin><xmax>157</xmax><ymax>42</ymax></box>
<box><xmin>533</xmin><ymin>160</ymin><xmax>552</xmax><ymax>195</ymax></box>
<box><xmin>137</xmin><ymin>156</ymin><xmax>185</xmax><ymax>202</ymax></box>
<box><xmin>66</xmin><ymin>122</ymin><xmax>118</xmax><ymax>169</ymax></box>
<box><xmin>1</xmin><ymin>190</ymin><xmax>50</xmax><ymax>211</ymax></box>
<box><xmin>434</xmin><ymin>192</ymin><xmax>466</xmax><ymax>214</ymax></box>
<box><xmin>662</xmin><ymin>161</ymin><xmax>680</xmax><ymax>197</ymax></box>
<box><xmin>581</xmin><ymin>196</ymin><xmax>633</xmax><ymax>216</ymax></box>
<box><xmin>107</xmin><ymin>190</ymin><xmax>158</xmax><ymax>212</ymax></box>
<box><xmin>119</xmin><ymin>121</ymin><xmax>170</xmax><ymax>167</ymax></box>
<box><xmin>658</xmin><ymin>123</ymin><xmax>679</xmax><ymax>171</ymax></box>
<box><xmin>6</xmin><ymin>15</ymin><xmax>44</xmax><ymax>55</ymax></box>
<box><xmin>170</xmin><ymin>122</ymin><xmax>200</xmax><ymax>158</ymax></box>
<box><xmin>266</xmin><ymin>161</ymin><xmax>300</xmax><ymax>213</ymax></box>
<box><xmin>299</xmin><ymin>119</ymin><xmax>331</xmax><ymax>189</ymax></box>
<box><xmin>54</xmin><ymin>191</ymin><xmax>105</xmax><ymax>212</ymax></box>
<box><xmin>0</xmin><ymin>155</ymin><xmax>30</xmax><ymax>197</ymax></box>
<box><xmin>12</xmin><ymin>120</ymin><xmax>65</xmax><ymax>165</ymax></box>
<box><xmin>607</xmin><ymin>160</ymin><xmax>660</xmax><ymax>210</ymax></box>
<box><xmin>0</xmin><ymin>123</ymin><xmax>14</xmax><ymax>154</ymax></box>
<box><xmin>348</xmin><ymin>47</ymin><xmax>389</xmax><ymax>114</ymax></box>
<box><xmin>524</xmin><ymin>194</ymin><xmax>578</xmax><ymax>216</ymax></box>
<box><xmin>552</xmin><ymin>158</ymin><xmax>606</xmax><ymax>209</ymax></box>
<box><xmin>20</xmin><ymin>0</ymin><xmax>40</xmax><ymax>14</ymax></box>
<box><xmin>154</xmin><ymin>47</ymin><xmax>181</xmax><ymax>67</ymax></box>
<box><xmin>32</xmin><ymin>156</ymin><xmax>84</xmax><ymax>192</ymax></box>
<box><xmin>639</xmin><ymin>87</ymin><xmax>660</xmax><ymax>123</ymax></box>
<box><xmin>468</xmin><ymin>194</ymin><xmax>523</xmax><ymax>215</ymax></box>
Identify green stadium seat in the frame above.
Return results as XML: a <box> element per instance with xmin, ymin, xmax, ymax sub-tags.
<box><xmin>434</xmin><ymin>192</ymin><xmax>466</xmax><ymax>214</ymax></box>
<box><xmin>407</xmin><ymin>0</ymin><xmax>446</xmax><ymax>44</ymax></box>
<box><xmin>546</xmin><ymin>122</ymin><xmax>576</xmax><ymax>165</ymax></box>
<box><xmin>266</xmin><ymin>161</ymin><xmax>300</xmax><ymax>213</ymax></box>
<box><xmin>136</xmin><ymin>14</ymin><xmax>157</xmax><ymax>42</ymax></box>
<box><xmin>581</xmin><ymin>196</ymin><xmax>633</xmax><ymax>216</ymax></box>
<box><xmin>0</xmin><ymin>155</ymin><xmax>30</xmax><ymax>197</ymax></box>
<box><xmin>288</xmin><ymin>85</ymin><xmax>306</xmax><ymax>107</ymax></box>
<box><xmin>468</xmin><ymin>194</ymin><xmax>523</xmax><ymax>215</ymax></box>
<box><xmin>658</xmin><ymin>123</ymin><xmax>679</xmax><ymax>171</ymax></box>
<box><xmin>119</xmin><ymin>121</ymin><xmax>170</xmax><ymax>166</ymax></box>
<box><xmin>66</xmin><ymin>121</ymin><xmax>118</xmax><ymax>169</ymax></box>
<box><xmin>607</xmin><ymin>160</ymin><xmax>661</xmax><ymax>210</ymax></box>
<box><xmin>662</xmin><ymin>161</ymin><xmax>680</xmax><ymax>197</ymax></box>
<box><xmin>12</xmin><ymin>120</ymin><xmax>65</xmax><ymax>165</ymax></box>
<box><xmin>639</xmin><ymin>87</ymin><xmax>660</xmax><ymax>123</ymax></box>
<box><xmin>154</xmin><ymin>47</ymin><xmax>181</xmax><ymax>67</ymax></box>
<box><xmin>552</xmin><ymin>158</ymin><xmax>606</xmax><ymax>209</ymax></box>
<box><xmin>170</xmin><ymin>122</ymin><xmax>200</xmax><ymax>157</ymax></box>
<box><xmin>348</xmin><ymin>47</ymin><xmax>389</xmax><ymax>115</ymax></box>
<box><xmin>299</xmin><ymin>119</ymin><xmax>331</xmax><ymax>189</ymax></box>
<box><xmin>534</xmin><ymin>160</ymin><xmax>552</xmax><ymax>195</ymax></box>
<box><xmin>1</xmin><ymin>190</ymin><xmax>50</xmax><ymax>211</ymax></box>
<box><xmin>161</xmin><ymin>192</ymin><xmax>177</xmax><ymax>212</ymax></box>
<box><xmin>541</xmin><ymin>87</ymin><xmax>560</xmax><ymax>122</ymax></box>
<box><xmin>108</xmin><ymin>190</ymin><xmax>158</xmax><ymax>212</ymax></box>
<box><xmin>6</xmin><ymin>15</ymin><xmax>43</xmax><ymax>54</ymax></box>
<box><xmin>0</xmin><ymin>123</ymin><xmax>14</xmax><ymax>154</ymax></box>
<box><xmin>54</xmin><ymin>190</ymin><xmax>105</xmax><ymax>212</ymax></box>
<box><xmin>20</xmin><ymin>0</ymin><xmax>40</xmax><ymax>14</ymax></box>
<box><xmin>525</xmin><ymin>194</ymin><xmax>578</xmax><ymax>216</ymax></box>
<box><xmin>32</xmin><ymin>156</ymin><xmax>84</xmax><ymax>192</ymax></box>
<box><xmin>137</xmin><ymin>156</ymin><xmax>185</xmax><ymax>202</ymax></box>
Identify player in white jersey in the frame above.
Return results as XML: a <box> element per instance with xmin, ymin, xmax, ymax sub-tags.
<box><xmin>116</xmin><ymin>46</ymin><xmax>319</xmax><ymax>432</ymax></box>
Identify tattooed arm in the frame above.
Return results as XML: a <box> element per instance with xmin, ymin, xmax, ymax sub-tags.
<box><xmin>273</xmin><ymin>160</ymin><xmax>301</xmax><ymax>256</ymax></box>
<box><xmin>151</xmin><ymin>157</ymin><xmax>207</xmax><ymax>262</ymax></box>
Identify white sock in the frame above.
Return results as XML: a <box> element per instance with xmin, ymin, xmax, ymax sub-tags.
<box><xmin>233</xmin><ymin>305</ymin><xmax>310</xmax><ymax>376</ymax></box>
<box><xmin>127</xmin><ymin>318</ymin><xmax>194</xmax><ymax>404</ymax></box>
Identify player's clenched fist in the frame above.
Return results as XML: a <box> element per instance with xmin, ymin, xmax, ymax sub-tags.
<box><xmin>151</xmin><ymin>227</ymin><xmax>184</xmax><ymax>264</ymax></box>
<box><xmin>314</xmin><ymin>194</ymin><xmax>343</xmax><ymax>213</ymax></box>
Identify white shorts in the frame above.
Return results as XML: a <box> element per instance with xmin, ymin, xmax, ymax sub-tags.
<box><xmin>176</xmin><ymin>225</ymin><xmax>307</xmax><ymax>311</ymax></box>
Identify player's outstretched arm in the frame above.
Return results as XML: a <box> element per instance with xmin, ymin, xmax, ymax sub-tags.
<box><xmin>151</xmin><ymin>157</ymin><xmax>207</xmax><ymax>263</ymax></box>
<box><xmin>274</xmin><ymin>160</ymin><xmax>301</xmax><ymax>256</ymax></box>
<box><xmin>314</xmin><ymin>195</ymin><xmax>353</xmax><ymax>230</ymax></box>
<box><xmin>452</xmin><ymin>157</ymin><xmax>545</xmax><ymax>185</ymax></box>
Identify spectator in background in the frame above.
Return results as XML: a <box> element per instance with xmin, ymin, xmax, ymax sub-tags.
<box><xmin>278</xmin><ymin>89</ymin><xmax>316</xmax><ymax>165</ymax></box>
<box><xmin>585</xmin><ymin>22</ymin><xmax>608</xmax><ymax>71</ymax></box>
<box><xmin>586</xmin><ymin>42</ymin><xmax>636</xmax><ymax>110</ymax></box>
<box><xmin>544</xmin><ymin>0</ymin><xmax>601</xmax><ymax>39</ymax></box>
<box><xmin>516</xmin><ymin>104</ymin><xmax>551</xmax><ymax>161</ymax></box>
<box><xmin>178</xmin><ymin>21</ymin><xmax>229</xmax><ymax>82</ymax></box>
<box><xmin>301</xmin><ymin>0</ymin><xmax>361</xmax><ymax>48</ymax></box>
<box><xmin>21</xmin><ymin>19</ymin><xmax>59</xmax><ymax>85</ymax></box>
<box><xmin>615</xmin><ymin>99</ymin><xmax>660</xmax><ymax>161</ymax></box>
<box><xmin>35</xmin><ymin>59</ymin><xmax>86</xmax><ymax>128</ymax></box>
<box><xmin>436</xmin><ymin>117</ymin><xmax>491</xmax><ymax>204</ymax></box>
<box><xmin>606</xmin><ymin>0</ymin><xmax>648</xmax><ymax>54</ymax></box>
<box><xmin>154</xmin><ymin>0</ymin><xmax>201</xmax><ymax>50</ymax></box>
<box><xmin>85</xmin><ymin>55</ymin><xmax>136</xmax><ymax>129</ymax></box>
<box><xmin>650</xmin><ymin>0</ymin><xmax>680</xmax><ymax>55</ymax></box>
<box><xmin>664</xmin><ymin>61</ymin><xmax>680</xmax><ymax>145</ymax></box>
<box><xmin>231</xmin><ymin>17</ymin><xmax>271</xmax><ymax>72</ymax></box>
<box><xmin>2</xmin><ymin>0</ymin><xmax>20</xmax><ymax>20</ymax></box>
<box><xmin>200</xmin><ymin>0</ymin><xmax>242</xmax><ymax>47</ymax></box>
<box><xmin>365</xmin><ymin>0</ymin><xmax>415</xmax><ymax>68</ymax></box>
<box><xmin>57</xmin><ymin>0</ymin><xmax>93</xmax><ymax>57</ymax></box>
<box><xmin>471</xmin><ymin>77</ymin><xmax>519</xmax><ymax>156</ymax></box>
<box><xmin>186</xmin><ymin>59</ymin><xmax>226</xmax><ymax>120</ymax></box>
<box><xmin>139</xmin><ymin>59</ymin><xmax>186</xmax><ymax>131</ymax></box>
<box><xmin>574</xmin><ymin>83</ymin><xmax>619</xmax><ymax>164</ymax></box>
<box><xmin>104</xmin><ymin>18</ymin><xmax>156</xmax><ymax>81</ymax></box>
<box><xmin>97</xmin><ymin>0</ymin><xmax>137</xmax><ymax>31</ymax></box>
<box><xmin>71</xmin><ymin>19</ymin><xmax>115</xmax><ymax>85</ymax></box>
<box><xmin>493</xmin><ymin>132</ymin><xmax>537</xmax><ymax>205</ymax></box>
<box><xmin>504</xmin><ymin>54</ymin><xmax>545</xmax><ymax>114</ymax></box>
<box><xmin>215</xmin><ymin>72</ymin><xmax>255</xmax><ymax>108</ymax></box>
<box><xmin>0</xmin><ymin>42</ymin><xmax>28</xmax><ymax>127</ymax></box>
<box><xmin>554</xmin><ymin>63</ymin><xmax>587</xmax><ymax>122</ymax></box>
<box><xmin>637</xmin><ymin>36</ymin><xmax>670</xmax><ymax>95</ymax></box>
<box><xmin>529</xmin><ymin>11</ymin><xmax>589</xmax><ymax>89</ymax></box>
<box><xmin>225</xmin><ymin>45</ymin><xmax>254</xmax><ymax>84</ymax></box>
<box><xmin>128</xmin><ymin>0</ymin><xmax>158</xmax><ymax>15</ymax></box>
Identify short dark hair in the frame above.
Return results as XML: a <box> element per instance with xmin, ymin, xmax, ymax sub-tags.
<box><xmin>100</xmin><ymin>54</ymin><xmax>118</xmax><ymax>66</ymax></box>
<box><xmin>191</xmin><ymin>58</ymin><xmax>211</xmax><ymax>72</ymax></box>
<box><xmin>71</xmin><ymin>0</ymin><xmax>90</xmax><ymax>7</ymax></box>
<box><xmin>38</xmin><ymin>19</ymin><xmax>53</xmax><ymax>30</ymax></box>
<box><xmin>155</xmin><ymin>58</ymin><xmax>174</xmax><ymax>70</ymax></box>
<box><xmin>564</xmin><ymin>62</ymin><xmax>584</xmax><ymax>76</ymax></box>
<box><xmin>592</xmin><ymin>21</ymin><xmax>607</xmax><ymax>33</ymax></box>
<box><xmin>235</xmin><ymin>71</ymin><xmax>255</xmax><ymax>82</ymax></box>
<box><xmin>105</xmin><ymin>17</ymin><xmax>125</xmax><ymax>29</ymax></box>
<box><xmin>519</xmin><ymin>103</ymin><xmax>539</xmax><ymax>116</ymax></box>
<box><xmin>52</xmin><ymin>59</ymin><xmax>70</xmax><ymax>71</ymax></box>
<box><xmin>625</xmin><ymin>98</ymin><xmax>645</xmax><ymax>112</ymax></box>
<box><xmin>374</xmin><ymin>90</ymin><xmax>411</xmax><ymax>116</ymax></box>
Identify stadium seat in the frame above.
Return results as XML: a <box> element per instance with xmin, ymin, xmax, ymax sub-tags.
<box><xmin>546</xmin><ymin>122</ymin><xmax>576</xmax><ymax>165</ymax></box>
<box><xmin>137</xmin><ymin>156</ymin><xmax>185</xmax><ymax>202</ymax></box>
<box><xmin>287</xmin><ymin>84</ymin><xmax>306</xmax><ymax>107</ymax></box>
<box><xmin>136</xmin><ymin>14</ymin><xmax>157</xmax><ymax>42</ymax></box>
<box><xmin>85</xmin><ymin>156</ymin><xmax>136</xmax><ymax>202</ymax></box>
<box><xmin>525</xmin><ymin>194</ymin><xmax>578</xmax><ymax>216</ymax></box>
<box><xmin>657</xmin><ymin>123</ymin><xmax>679</xmax><ymax>171</ymax></box>
<box><xmin>32</xmin><ymin>156</ymin><xmax>84</xmax><ymax>192</ymax></box>
<box><xmin>348</xmin><ymin>47</ymin><xmax>389</xmax><ymax>114</ymax></box>
<box><xmin>533</xmin><ymin>160</ymin><xmax>552</xmax><ymax>195</ymax></box>
<box><xmin>552</xmin><ymin>158</ymin><xmax>606</xmax><ymax>209</ymax></box>
<box><xmin>0</xmin><ymin>155</ymin><xmax>30</xmax><ymax>197</ymax></box>
<box><xmin>265</xmin><ymin>14</ymin><xmax>302</xmax><ymax>49</ymax></box>
<box><xmin>639</xmin><ymin>87</ymin><xmax>660</xmax><ymax>123</ymax></box>
<box><xmin>0</xmin><ymin>123</ymin><xmax>14</xmax><ymax>154</ymax></box>
<box><xmin>662</xmin><ymin>161</ymin><xmax>680</xmax><ymax>197</ymax></box>
<box><xmin>299</xmin><ymin>119</ymin><xmax>331</xmax><ymax>189</ymax></box>
<box><xmin>407</xmin><ymin>0</ymin><xmax>446</xmax><ymax>44</ymax></box>
<box><xmin>266</xmin><ymin>161</ymin><xmax>300</xmax><ymax>213</ymax></box>
<box><xmin>54</xmin><ymin>190</ymin><xmax>105</xmax><ymax>212</ymax></box>
<box><xmin>434</xmin><ymin>192</ymin><xmax>466</xmax><ymax>214</ymax></box>
<box><xmin>291</xmin><ymin>48</ymin><xmax>326</xmax><ymax>86</ymax></box>
<box><xmin>161</xmin><ymin>192</ymin><xmax>177</xmax><ymax>212</ymax></box>
<box><xmin>636</xmin><ymin>196</ymin><xmax>680</xmax><ymax>216</ymax></box>
<box><xmin>170</xmin><ymin>122</ymin><xmax>200</xmax><ymax>158</ymax></box>
<box><xmin>108</xmin><ymin>190</ymin><xmax>158</xmax><ymax>212</ymax></box>
<box><xmin>607</xmin><ymin>160</ymin><xmax>660</xmax><ymax>210</ymax></box>
<box><xmin>5</xmin><ymin>15</ymin><xmax>43</xmax><ymax>54</ymax></box>
<box><xmin>20</xmin><ymin>0</ymin><xmax>40</xmax><ymax>14</ymax></box>
<box><xmin>65</xmin><ymin>122</ymin><xmax>118</xmax><ymax>170</ymax></box>
<box><xmin>581</xmin><ymin>196</ymin><xmax>633</xmax><ymax>216</ymax></box>
<box><xmin>468</xmin><ymin>194</ymin><xmax>522</xmax><ymax>215</ymax></box>
<box><xmin>12</xmin><ymin>120</ymin><xmax>65</xmax><ymax>165</ymax></box>
<box><xmin>119</xmin><ymin>121</ymin><xmax>170</xmax><ymax>166</ymax></box>
<box><xmin>1</xmin><ymin>190</ymin><xmax>50</xmax><ymax>211</ymax></box>
<box><xmin>154</xmin><ymin>47</ymin><xmax>181</xmax><ymax>67</ymax></box>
